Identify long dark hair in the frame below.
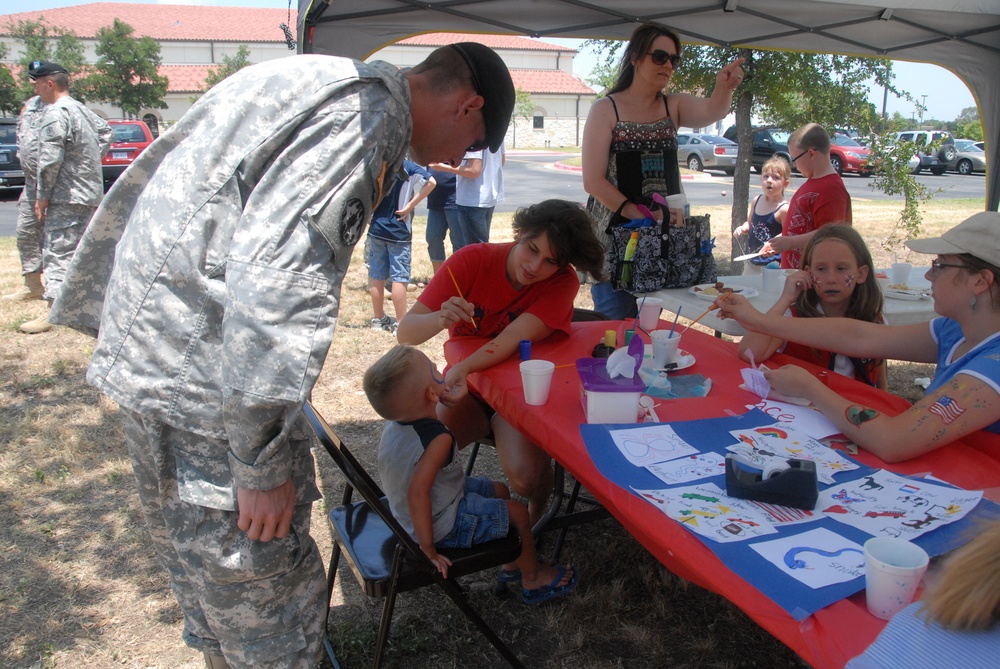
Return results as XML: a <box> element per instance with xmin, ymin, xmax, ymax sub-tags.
<box><xmin>512</xmin><ymin>199</ymin><xmax>607</xmax><ymax>281</ymax></box>
<box><xmin>606</xmin><ymin>23</ymin><xmax>682</xmax><ymax>96</ymax></box>
<box><xmin>795</xmin><ymin>225</ymin><xmax>883</xmax><ymax>323</ymax></box>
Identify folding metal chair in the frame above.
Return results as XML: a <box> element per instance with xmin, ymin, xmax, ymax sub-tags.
<box><xmin>303</xmin><ymin>402</ymin><xmax>525</xmax><ymax>669</ymax></box>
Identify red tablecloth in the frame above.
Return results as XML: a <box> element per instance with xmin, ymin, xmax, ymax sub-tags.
<box><xmin>444</xmin><ymin>320</ymin><xmax>1000</xmax><ymax>669</ymax></box>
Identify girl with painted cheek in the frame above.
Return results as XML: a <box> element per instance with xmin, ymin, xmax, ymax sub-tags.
<box><xmin>738</xmin><ymin>225</ymin><xmax>887</xmax><ymax>389</ymax></box>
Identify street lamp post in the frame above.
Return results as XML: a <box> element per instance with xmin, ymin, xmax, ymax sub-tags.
<box><xmin>920</xmin><ymin>94</ymin><xmax>927</xmax><ymax>124</ymax></box>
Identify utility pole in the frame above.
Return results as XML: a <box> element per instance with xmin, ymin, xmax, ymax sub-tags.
<box><xmin>920</xmin><ymin>94</ymin><xmax>927</xmax><ymax>125</ymax></box>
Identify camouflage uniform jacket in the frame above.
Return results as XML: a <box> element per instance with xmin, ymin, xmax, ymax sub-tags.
<box><xmin>34</xmin><ymin>95</ymin><xmax>112</xmax><ymax>206</ymax></box>
<box><xmin>50</xmin><ymin>56</ymin><xmax>411</xmax><ymax>494</ymax></box>
<box><xmin>17</xmin><ymin>96</ymin><xmax>47</xmax><ymax>203</ymax></box>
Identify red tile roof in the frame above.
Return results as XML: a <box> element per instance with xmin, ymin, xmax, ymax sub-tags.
<box><xmin>511</xmin><ymin>70</ymin><xmax>594</xmax><ymax>95</ymax></box>
<box><xmin>160</xmin><ymin>65</ymin><xmax>214</xmax><ymax>93</ymax></box>
<box><xmin>1</xmin><ymin>3</ymin><xmax>297</xmax><ymax>42</ymax></box>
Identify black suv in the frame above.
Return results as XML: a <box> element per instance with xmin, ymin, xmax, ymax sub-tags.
<box><xmin>723</xmin><ymin>126</ymin><xmax>793</xmax><ymax>172</ymax></box>
<box><xmin>0</xmin><ymin>117</ymin><xmax>25</xmax><ymax>190</ymax></box>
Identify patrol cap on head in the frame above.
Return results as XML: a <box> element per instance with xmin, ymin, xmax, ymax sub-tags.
<box><xmin>906</xmin><ymin>211</ymin><xmax>1000</xmax><ymax>267</ymax></box>
<box><xmin>448</xmin><ymin>42</ymin><xmax>514</xmax><ymax>152</ymax></box>
<box><xmin>28</xmin><ymin>61</ymin><xmax>68</xmax><ymax>80</ymax></box>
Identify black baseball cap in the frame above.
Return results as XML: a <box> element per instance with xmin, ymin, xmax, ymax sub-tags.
<box><xmin>448</xmin><ymin>43</ymin><xmax>514</xmax><ymax>152</ymax></box>
<box><xmin>28</xmin><ymin>61</ymin><xmax>68</xmax><ymax>80</ymax></box>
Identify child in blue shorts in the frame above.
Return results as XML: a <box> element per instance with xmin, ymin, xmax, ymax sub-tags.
<box><xmin>363</xmin><ymin>344</ymin><xmax>579</xmax><ymax>604</ymax></box>
<box><xmin>367</xmin><ymin>160</ymin><xmax>436</xmax><ymax>333</ymax></box>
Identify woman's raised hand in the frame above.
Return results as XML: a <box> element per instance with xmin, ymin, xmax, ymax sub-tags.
<box><xmin>716</xmin><ymin>293</ymin><xmax>764</xmax><ymax>329</ymax></box>
<box><xmin>717</xmin><ymin>57</ymin><xmax>746</xmax><ymax>92</ymax></box>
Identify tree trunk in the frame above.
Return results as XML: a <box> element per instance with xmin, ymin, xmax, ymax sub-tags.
<box><xmin>731</xmin><ymin>48</ymin><xmax>755</xmax><ymax>267</ymax></box>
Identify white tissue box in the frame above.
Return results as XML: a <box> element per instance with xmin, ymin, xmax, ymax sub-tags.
<box><xmin>576</xmin><ymin>357</ymin><xmax>643</xmax><ymax>423</ymax></box>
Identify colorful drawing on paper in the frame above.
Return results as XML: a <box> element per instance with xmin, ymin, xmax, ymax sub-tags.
<box><xmin>646</xmin><ymin>452</ymin><xmax>726</xmax><ymax>486</ymax></box>
<box><xmin>632</xmin><ymin>482</ymin><xmax>777</xmax><ymax>543</ymax></box>
<box><xmin>609</xmin><ymin>424</ymin><xmax>698</xmax><ymax>467</ymax></box>
<box><xmin>751</xmin><ymin>501</ymin><xmax>818</xmax><ymax>526</ymax></box>
<box><xmin>816</xmin><ymin>469</ymin><xmax>983</xmax><ymax>539</ymax></box>
<box><xmin>746</xmin><ymin>399</ymin><xmax>841</xmax><ymax>439</ymax></box>
<box><xmin>727</xmin><ymin>424</ymin><xmax>858</xmax><ymax>485</ymax></box>
<box><xmin>750</xmin><ymin>527</ymin><xmax>866</xmax><ymax>589</ymax></box>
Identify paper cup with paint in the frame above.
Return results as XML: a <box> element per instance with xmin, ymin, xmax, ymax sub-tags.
<box><xmin>650</xmin><ymin>330</ymin><xmax>681</xmax><ymax>368</ymax></box>
<box><xmin>863</xmin><ymin>537</ymin><xmax>929</xmax><ymax>620</ymax></box>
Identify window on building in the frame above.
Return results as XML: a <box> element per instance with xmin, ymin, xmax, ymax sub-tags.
<box><xmin>533</xmin><ymin>115</ymin><xmax>544</xmax><ymax>129</ymax></box>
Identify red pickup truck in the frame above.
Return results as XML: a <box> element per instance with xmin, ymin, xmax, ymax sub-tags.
<box><xmin>102</xmin><ymin>119</ymin><xmax>154</xmax><ymax>191</ymax></box>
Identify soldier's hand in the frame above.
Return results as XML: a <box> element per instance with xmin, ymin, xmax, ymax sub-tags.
<box><xmin>236</xmin><ymin>479</ymin><xmax>295</xmax><ymax>542</ymax></box>
<box><xmin>35</xmin><ymin>199</ymin><xmax>49</xmax><ymax>222</ymax></box>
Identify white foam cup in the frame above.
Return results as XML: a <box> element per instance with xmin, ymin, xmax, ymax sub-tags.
<box><xmin>636</xmin><ymin>296</ymin><xmax>662</xmax><ymax>330</ymax></box>
<box><xmin>863</xmin><ymin>537</ymin><xmax>929</xmax><ymax>620</ymax></box>
<box><xmin>520</xmin><ymin>359</ymin><xmax>555</xmax><ymax>406</ymax></box>
<box><xmin>762</xmin><ymin>267</ymin><xmax>783</xmax><ymax>293</ymax></box>
<box><xmin>664</xmin><ymin>194</ymin><xmax>687</xmax><ymax>225</ymax></box>
<box><xmin>891</xmin><ymin>262</ymin><xmax>912</xmax><ymax>286</ymax></box>
<box><xmin>651</xmin><ymin>330</ymin><xmax>681</xmax><ymax>368</ymax></box>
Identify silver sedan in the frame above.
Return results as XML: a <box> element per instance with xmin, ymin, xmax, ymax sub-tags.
<box><xmin>950</xmin><ymin>139</ymin><xmax>987</xmax><ymax>175</ymax></box>
<box><xmin>676</xmin><ymin>133</ymin><xmax>738</xmax><ymax>175</ymax></box>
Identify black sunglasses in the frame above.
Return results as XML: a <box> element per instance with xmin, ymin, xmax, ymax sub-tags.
<box><xmin>449</xmin><ymin>44</ymin><xmax>489</xmax><ymax>152</ymax></box>
<box><xmin>930</xmin><ymin>259</ymin><xmax>970</xmax><ymax>272</ymax></box>
<box><xmin>648</xmin><ymin>50</ymin><xmax>682</xmax><ymax>69</ymax></box>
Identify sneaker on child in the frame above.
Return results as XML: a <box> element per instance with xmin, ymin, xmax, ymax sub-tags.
<box><xmin>370</xmin><ymin>315</ymin><xmax>397</xmax><ymax>333</ymax></box>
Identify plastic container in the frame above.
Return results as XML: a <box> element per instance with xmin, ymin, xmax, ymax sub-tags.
<box><xmin>575</xmin><ymin>337</ymin><xmax>645</xmax><ymax>423</ymax></box>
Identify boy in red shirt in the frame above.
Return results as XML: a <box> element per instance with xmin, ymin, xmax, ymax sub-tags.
<box><xmin>766</xmin><ymin>123</ymin><xmax>852</xmax><ymax>269</ymax></box>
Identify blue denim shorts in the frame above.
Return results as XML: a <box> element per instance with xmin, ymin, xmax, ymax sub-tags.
<box><xmin>366</xmin><ymin>237</ymin><xmax>411</xmax><ymax>283</ymax></box>
<box><xmin>436</xmin><ymin>476</ymin><xmax>510</xmax><ymax>549</ymax></box>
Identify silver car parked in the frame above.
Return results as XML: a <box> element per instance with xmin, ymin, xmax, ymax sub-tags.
<box><xmin>950</xmin><ymin>139</ymin><xmax>987</xmax><ymax>175</ymax></box>
<box><xmin>677</xmin><ymin>133</ymin><xmax>738</xmax><ymax>175</ymax></box>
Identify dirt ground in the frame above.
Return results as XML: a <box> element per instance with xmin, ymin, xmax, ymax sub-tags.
<box><xmin>0</xmin><ymin>198</ymin><xmax>973</xmax><ymax>668</ymax></box>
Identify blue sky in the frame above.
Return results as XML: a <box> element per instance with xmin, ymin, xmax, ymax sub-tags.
<box><xmin>15</xmin><ymin>0</ymin><xmax>979</xmax><ymax>122</ymax></box>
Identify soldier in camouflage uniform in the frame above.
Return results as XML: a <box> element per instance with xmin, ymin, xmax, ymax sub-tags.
<box><xmin>2</xmin><ymin>95</ymin><xmax>47</xmax><ymax>302</ymax></box>
<box><xmin>20</xmin><ymin>61</ymin><xmax>111</xmax><ymax>334</ymax></box>
<box><xmin>50</xmin><ymin>44</ymin><xmax>513</xmax><ymax>669</ymax></box>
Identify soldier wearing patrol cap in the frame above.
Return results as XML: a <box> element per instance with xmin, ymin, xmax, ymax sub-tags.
<box><xmin>50</xmin><ymin>44</ymin><xmax>514</xmax><ymax>669</ymax></box>
<box><xmin>17</xmin><ymin>61</ymin><xmax>111</xmax><ymax>333</ymax></box>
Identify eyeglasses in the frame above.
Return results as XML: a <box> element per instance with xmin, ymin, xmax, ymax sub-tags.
<box><xmin>648</xmin><ymin>50</ymin><xmax>682</xmax><ymax>69</ymax></box>
<box><xmin>929</xmin><ymin>259</ymin><xmax>970</xmax><ymax>272</ymax></box>
<box><xmin>791</xmin><ymin>149</ymin><xmax>811</xmax><ymax>163</ymax></box>
<box><xmin>449</xmin><ymin>43</ymin><xmax>489</xmax><ymax>152</ymax></box>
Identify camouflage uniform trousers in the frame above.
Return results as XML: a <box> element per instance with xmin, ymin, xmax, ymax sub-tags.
<box><xmin>42</xmin><ymin>203</ymin><xmax>96</xmax><ymax>303</ymax></box>
<box><xmin>16</xmin><ymin>198</ymin><xmax>44</xmax><ymax>275</ymax></box>
<box><xmin>120</xmin><ymin>408</ymin><xmax>327</xmax><ymax>669</ymax></box>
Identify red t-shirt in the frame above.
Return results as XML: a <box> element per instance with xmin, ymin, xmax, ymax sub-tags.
<box><xmin>418</xmin><ymin>242</ymin><xmax>577</xmax><ymax>339</ymax></box>
<box><xmin>781</xmin><ymin>172</ymin><xmax>852</xmax><ymax>269</ymax></box>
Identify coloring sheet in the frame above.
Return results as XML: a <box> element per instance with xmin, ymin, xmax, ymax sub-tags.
<box><xmin>727</xmin><ymin>424</ymin><xmax>858</xmax><ymax>484</ymax></box>
<box><xmin>818</xmin><ymin>469</ymin><xmax>983</xmax><ymax>540</ymax></box>
<box><xmin>745</xmin><ymin>398</ymin><xmax>842</xmax><ymax>439</ymax></box>
<box><xmin>646</xmin><ymin>452</ymin><xmax>726</xmax><ymax>486</ymax></box>
<box><xmin>633</xmin><ymin>482</ymin><xmax>777</xmax><ymax>543</ymax></box>
<box><xmin>751</xmin><ymin>527</ymin><xmax>866</xmax><ymax>590</ymax></box>
<box><xmin>609</xmin><ymin>424</ymin><xmax>698</xmax><ymax>467</ymax></box>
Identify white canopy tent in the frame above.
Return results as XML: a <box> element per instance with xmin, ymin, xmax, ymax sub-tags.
<box><xmin>298</xmin><ymin>0</ymin><xmax>1000</xmax><ymax>211</ymax></box>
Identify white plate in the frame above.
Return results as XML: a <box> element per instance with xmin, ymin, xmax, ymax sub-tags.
<box><xmin>884</xmin><ymin>288</ymin><xmax>930</xmax><ymax>301</ymax></box>
<box><xmin>688</xmin><ymin>285</ymin><xmax>759</xmax><ymax>301</ymax></box>
<box><xmin>642</xmin><ymin>347</ymin><xmax>696</xmax><ymax>372</ymax></box>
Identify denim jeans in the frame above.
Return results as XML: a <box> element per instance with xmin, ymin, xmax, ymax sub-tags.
<box><xmin>591</xmin><ymin>281</ymin><xmax>639</xmax><ymax>320</ymax></box>
<box><xmin>426</xmin><ymin>206</ymin><xmax>461</xmax><ymax>261</ymax></box>
<box><xmin>454</xmin><ymin>205</ymin><xmax>495</xmax><ymax>249</ymax></box>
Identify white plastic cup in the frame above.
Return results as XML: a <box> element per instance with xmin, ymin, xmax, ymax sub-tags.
<box><xmin>664</xmin><ymin>194</ymin><xmax>687</xmax><ymax>225</ymax></box>
<box><xmin>863</xmin><ymin>537</ymin><xmax>929</xmax><ymax>620</ymax></box>
<box><xmin>636</xmin><ymin>296</ymin><xmax>662</xmax><ymax>331</ymax></box>
<box><xmin>651</xmin><ymin>330</ymin><xmax>681</xmax><ymax>368</ymax></box>
<box><xmin>891</xmin><ymin>262</ymin><xmax>912</xmax><ymax>286</ymax></box>
<box><xmin>762</xmin><ymin>267</ymin><xmax>783</xmax><ymax>293</ymax></box>
<box><xmin>520</xmin><ymin>359</ymin><xmax>555</xmax><ymax>406</ymax></box>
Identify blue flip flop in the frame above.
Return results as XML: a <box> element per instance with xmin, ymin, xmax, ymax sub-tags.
<box><xmin>496</xmin><ymin>567</ymin><xmax>521</xmax><ymax>584</ymax></box>
<box><xmin>521</xmin><ymin>566</ymin><xmax>579</xmax><ymax>605</ymax></box>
